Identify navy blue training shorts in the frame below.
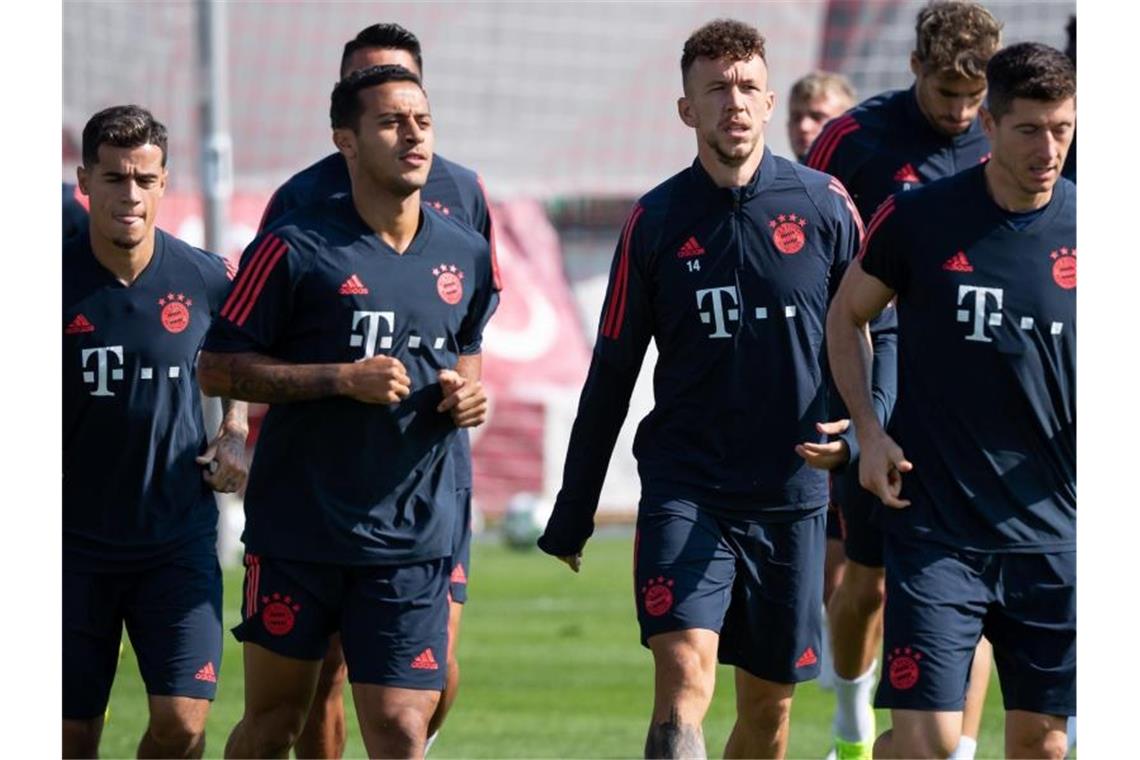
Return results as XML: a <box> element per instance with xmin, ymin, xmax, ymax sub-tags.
<box><xmin>834</xmin><ymin>464</ymin><xmax>884</xmax><ymax>568</ymax></box>
<box><xmin>62</xmin><ymin>537</ymin><xmax>223</xmax><ymax>719</ymax></box>
<box><xmin>234</xmin><ymin>554</ymin><xmax>449</xmax><ymax>690</ymax></box>
<box><xmin>448</xmin><ymin>488</ymin><xmax>472</xmax><ymax>604</ymax></box>
<box><xmin>875</xmin><ymin>532</ymin><xmax>1075</xmax><ymax>716</ymax></box>
<box><xmin>634</xmin><ymin>494</ymin><xmax>825</xmax><ymax>684</ymax></box>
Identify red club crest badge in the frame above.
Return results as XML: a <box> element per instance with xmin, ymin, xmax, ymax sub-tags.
<box><xmin>261</xmin><ymin>593</ymin><xmax>301</xmax><ymax>636</ymax></box>
<box><xmin>1050</xmin><ymin>247</ymin><xmax>1076</xmax><ymax>290</ymax></box>
<box><xmin>433</xmin><ymin>264</ymin><xmax>465</xmax><ymax>305</ymax></box>
<box><xmin>769</xmin><ymin>214</ymin><xmax>807</xmax><ymax>254</ymax></box>
<box><xmin>158</xmin><ymin>293</ymin><xmax>192</xmax><ymax>333</ymax></box>
<box><xmin>641</xmin><ymin>576</ymin><xmax>675</xmax><ymax>617</ymax></box>
<box><xmin>887</xmin><ymin>646</ymin><xmax>923</xmax><ymax>690</ymax></box>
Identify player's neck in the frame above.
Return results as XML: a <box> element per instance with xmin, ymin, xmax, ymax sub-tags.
<box><xmin>983</xmin><ymin>161</ymin><xmax>1053</xmax><ymax>213</ymax></box>
<box><xmin>89</xmin><ymin>228</ymin><xmax>156</xmax><ymax>286</ymax></box>
<box><xmin>351</xmin><ymin>183</ymin><xmax>423</xmax><ymax>254</ymax></box>
<box><xmin>697</xmin><ymin>139</ymin><xmax>766</xmax><ymax>188</ymax></box>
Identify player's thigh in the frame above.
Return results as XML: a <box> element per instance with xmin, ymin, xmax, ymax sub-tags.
<box><xmin>240</xmin><ymin>642</ymin><xmax>325</xmax><ymax>720</ymax></box>
<box><xmin>836</xmin><ymin>466</ymin><xmax>884</xmax><ymax>568</ymax></box>
<box><xmin>62</xmin><ymin>564</ymin><xmax>125</xmax><ymax>720</ymax></box>
<box><xmin>232</xmin><ymin>553</ymin><xmax>341</xmax><ymax>664</ymax></box>
<box><xmin>124</xmin><ymin>540</ymin><xmax>223</xmax><ymax>703</ymax></box>
<box><xmin>875</xmin><ymin>533</ymin><xmax>989</xmax><ymax>712</ymax></box>
<box><xmin>340</xmin><ymin>558</ymin><xmax>450</xmax><ymax>693</ymax></box>
<box><xmin>718</xmin><ymin>509</ymin><xmax>826</xmax><ymax>684</ymax></box>
<box><xmin>634</xmin><ymin>494</ymin><xmax>737</xmax><ymax>646</ymax></box>
<box><xmin>986</xmin><ymin>551</ymin><xmax>1075</xmax><ymax>718</ymax></box>
<box><xmin>448</xmin><ymin>487</ymin><xmax>472</xmax><ymax>604</ymax></box>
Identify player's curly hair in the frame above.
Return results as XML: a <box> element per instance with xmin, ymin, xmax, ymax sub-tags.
<box><xmin>330</xmin><ymin>64</ymin><xmax>423</xmax><ymax>132</ymax></box>
<box><xmin>81</xmin><ymin>105</ymin><xmax>168</xmax><ymax>168</ymax></box>
<box><xmin>681</xmin><ymin>19</ymin><xmax>766</xmax><ymax>86</ymax></box>
<box><xmin>985</xmin><ymin>42</ymin><xmax>1075</xmax><ymax>121</ymax></box>
<box><xmin>914</xmin><ymin>1</ymin><xmax>1002</xmax><ymax>79</ymax></box>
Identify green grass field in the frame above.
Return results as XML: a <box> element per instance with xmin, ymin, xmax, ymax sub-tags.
<box><xmin>101</xmin><ymin>531</ymin><xmax>1010</xmax><ymax>758</ymax></box>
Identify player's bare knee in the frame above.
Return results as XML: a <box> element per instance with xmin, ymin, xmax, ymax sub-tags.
<box><xmin>1007</xmin><ymin>714</ymin><xmax>1067</xmax><ymax>760</ymax></box>
<box><xmin>245</xmin><ymin>703</ymin><xmax>311</xmax><ymax>754</ymax></box>
<box><xmin>655</xmin><ymin>646</ymin><xmax>714</xmax><ymax>704</ymax></box>
<box><xmin>737</xmin><ymin>695</ymin><xmax>791</xmax><ymax>734</ymax></box>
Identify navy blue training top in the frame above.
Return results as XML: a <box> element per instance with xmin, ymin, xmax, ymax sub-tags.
<box><xmin>203</xmin><ymin>196</ymin><xmax>498</xmax><ymax>565</ymax></box>
<box><xmin>63</xmin><ymin>228</ymin><xmax>233</xmax><ymax>569</ymax></box>
<box><xmin>859</xmin><ymin>165</ymin><xmax>1076</xmax><ymax>552</ymax></box>
<box><xmin>807</xmin><ymin>86</ymin><xmax>993</xmax><ymax>461</ymax></box>
<box><xmin>258</xmin><ymin>151</ymin><xmax>500</xmax><ymax>493</ymax></box>
<box><xmin>539</xmin><ymin>148</ymin><xmax>863</xmax><ymax>556</ymax></box>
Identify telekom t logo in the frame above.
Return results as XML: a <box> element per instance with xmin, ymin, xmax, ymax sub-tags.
<box><xmin>695</xmin><ymin>286</ymin><xmax>740</xmax><ymax>339</ymax></box>
<box><xmin>956</xmin><ymin>285</ymin><xmax>1003</xmax><ymax>342</ymax></box>
<box><xmin>350</xmin><ymin>310</ymin><xmax>395</xmax><ymax>359</ymax></box>
<box><xmin>81</xmin><ymin>346</ymin><xmax>124</xmax><ymax>396</ymax></box>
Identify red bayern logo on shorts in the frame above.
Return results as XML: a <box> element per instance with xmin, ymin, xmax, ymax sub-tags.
<box><xmin>433</xmin><ymin>264</ymin><xmax>465</xmax><ymax>305</ymax></box>
<box><xmin>887</xmin><ymin>646</ymin><xmax>923</xmax><ymax>690</ymax></box>
<box><xmin>260</xmin><ymin>592</ymin><xmax>302</xmax><ymax>636</ymax></box>
<box><xmin>158</xmin><ymin>293</ymin><xmax>192</xmax><ymax>333</ymax></box>
<box><xmin>1050</xmin><ymin>247</ymin><xmax>1076</xmax><ymax>290</ymax></box>
<box><xmin>769</xmin><ymin>214</ymin><xmax>807</xmax><ymax>254</ymax></box>
<box><xmin>641</xmin><ymin>576</ymin><xmax>675</xmax><ymax>617</ymax></box>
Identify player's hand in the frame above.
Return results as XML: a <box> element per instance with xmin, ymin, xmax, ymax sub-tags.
<box><xmin>436</xmin><ymin>369</ymin><xmax>488</xmax><ymax>428</ymax></box>
<box><xmin>557</xmin><ymin>553</ymin><xmax>582</xmax><ymax>573</ymax></box>
<box><xmin>343</xmin><ymin>355</ymin><xmax>411</xmax><ymax>404</ymax></box>
<box><xmin>857</xmin><ymin>429</ymin><xmax>913</xmax><ymax>509</ymax></box>
<box><xmin>795</xmin><ymin>419</ymin><xmax>852</xmax><ymax>470</ymax></box>
<box><xmin>196</xmin><ymin>427</ymin><xmax>249</xmax><ymax>493</ymax></box>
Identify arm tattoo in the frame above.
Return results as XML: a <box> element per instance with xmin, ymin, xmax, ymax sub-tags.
<box><xmin>644</xmin><ymin>708</ymin><xmax>706</xmax><ymax>759</ymax></box>
<box><xmin>204</xmin><ymin>352</ymin><xmax>342</xmax><ymax>404</ymax></box>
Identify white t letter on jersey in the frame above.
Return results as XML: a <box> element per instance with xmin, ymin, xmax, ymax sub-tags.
<box><xmin>696</xmin><ymin>286</ymin><xmax>740</xmax><ymax>339</ymax></box>
<box><xmin>956</xmin><ymin>285</ymin><xmax>1004</xmax><ymax>343</ymax></box>
<box><xmin>81</xmin><ymin>346</ymin><xmax>124</xmax><ymax>397</ymax></box>
<box><xmin>350</xmin><ymin>310</ymin><xmax>396</xmax><ymax>359</ymax></box>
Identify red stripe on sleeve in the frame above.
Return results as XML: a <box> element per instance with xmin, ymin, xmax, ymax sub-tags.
<box><xmin>814</xmin><ymin>121</ymin><xmax>860</xmax><ymax>174</ymax></box>
<box><xmin>857</xmin><ymin>198</ymin><xmax>896</xmax><ymax>260</ymax></box>
<box><xmin>828</xmin><ymin>179</ymin><xmax>865</xmax><ymax>243</ymax></box>
<box><xmin>806</xmin><ymin>115</ymin><xmax>856</xmax><ymax>171</ymax></box>
<box><xmin>234</xmin><ymin>239</ymin><xmax>289</xmax><ymax>327</ymax></box>
<box><xmin>610</xmin><ymin>205</ymin><xmax>645</xmax><ymax>340</ymax></box>
<box><xmin>475</xmin><ymin>175</ymin><xmax>502</xmax><ymax>292</ymax></box>
<box><xmin>221</xmin><ymin>234</ymin><xmax>279</xmax><ymax>320</ymax></box>
<box><xmin>602</xmin><ymin>204</ymin><xmax>643</xmax><ymax>339</ymax></box>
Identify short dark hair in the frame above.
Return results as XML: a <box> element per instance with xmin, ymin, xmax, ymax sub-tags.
<box><xmin>914</xmin><ymin>1</ymin><xmax>1002</xmax><ymax>79</ymax></box>
<box><xmin>330</xmin><ymin>64</ymin><xmax>423</xmax><ymax>131</ymax></box>
<box><xmin>985</xmin><ymin>42</ymin><xmax>1075</xmax><ymax>121</ymax></box>
<box><xmin>340</xmin><ymin>23</ymin><xmax>423</xmax><ymax>79</ymax></box>
<box><xmin>81</xmin><ymin>105</ymin><xmax>168</xmax><ymax>167</ymax></box>
<box><xmin>681</xmin><ymin>19</ymin><xmax>766</xmax><ymax>85</ymax></box>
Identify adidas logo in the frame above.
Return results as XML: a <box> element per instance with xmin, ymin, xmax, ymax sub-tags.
<box><xmin>65</xmin><ymin>313</ymin><xmax>95</xmax><ymax>335</ymax></box>
<box><xmin>795</xmin><ymin>647</ymin><xmax>818</xmax><ymax>668</ymax></box>
<box><xmin>942</xmin><ymin>251</ymin><xmax>974</xmax><ymax>273</ymax></box>
<box><xmin>450</xmin><ymin>563</ymin><xmax>467</xmax><ymax>584</ymax></box>
<box><xmin>194</xmin><ymin>662</ymin><xmax>217</xmax><ymax>683</ymax></box>
<box><xmin>676</xmin><ymin>236</ymin><xmax>706</xmax><ymax>259</ymax></box>
<box><xmin>339</xmin><ymin>274</ymin><xmax>369</xmax><ymax>295</ymax></box>
<box><xmin>893</xmin><ymin>163</ymin><xmax>921</xmax><ymax>184</ymax></box>
<box><xmin>410</xmin><ymin>648</ymin><xmax>440</xmax><ymax>671</ymax></box>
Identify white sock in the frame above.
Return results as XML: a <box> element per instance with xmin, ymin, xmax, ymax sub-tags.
<box><xmin>948</xmin><ymin>734</ymin><xmax>977</xmax><ymax>760</ymax></box>
<box><xmin>1066</xmin><ymin>716</ymin><xmax>1077</xmax><ymax>757</ymax></box>
<box><xmin>425</xmin><ymin>731</ymin><xmax>439</xmax><ymax>756</ymax></box>
<box><xmin>818</xmin><ymin>605</ymin><xmax>837</xmax><ymax>691</ymax></box>
<box><xmin>833</xmin><ymin>660</ymin><xmax>877</xmax><ymax>742</ymax></box>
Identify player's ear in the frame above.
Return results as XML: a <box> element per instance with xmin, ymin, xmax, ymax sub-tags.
<box><xmin>678</xmin><ymin>96</ymin><xmax>697</xmax><ymax>128</ymax></box>
<box><xmin>979</xmin><ymin>105</ymin><xmax>996</xmax><ymax>141</ymax></box>
<box><xmin>76</xmin><ymin>165</ymin><xmax>89</xmax><ymax>196</ymax></box>
<box><xmin>909</xmin><ymin>51</ymin><xmax>922</xmax><ymax>79</ymax></box>
<box><xmin>762</xmin><ymin>90</ymin><xmax>776</xmax><ymax>126</ymax></box>
<box><xmin>157</xmin><ymin>166</ymin><xmax>167</xmax><ymax>199</ymax></box>
<box><xmin>332</xmin><ymin>128</ymin><xmax>357</xmax><ymax>160</ymax></box>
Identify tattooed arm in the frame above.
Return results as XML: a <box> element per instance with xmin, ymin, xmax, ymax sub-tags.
<box><xmin>197</xmin><ymin>350</ymin><xmax>411</xmax><ymax>405</ymax></box>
